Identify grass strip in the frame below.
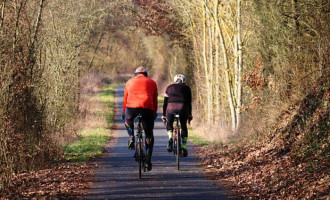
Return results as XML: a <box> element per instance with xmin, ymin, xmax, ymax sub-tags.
<box><xmin>63</xmin><ymin>84</ymin><xmax>116</xmax><ymax>162</ymax></box>
<box><xmin>63</xmin><ymin>128</ymin><xmax>110</xmax><ymax>162</ymax></box>
<box><xmin>189</xmin><ymin>129</ymin><xmax>224</xmax><ymax>147</ymax></box>
<box><xmin>100</xmin><ymin>85</ymin><xmax>116</xmax><ymax>125</ymax></box>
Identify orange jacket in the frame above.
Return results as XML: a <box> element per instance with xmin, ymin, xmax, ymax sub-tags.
<box><xmin>123</xmin><ymin>74</ymin><xmax>158</xmax><ymax>113</ymax></box>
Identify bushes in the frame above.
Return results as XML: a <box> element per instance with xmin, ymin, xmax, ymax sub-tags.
<box><xmin>246</xmin><ymin>0</ymin><xmax>330</xmax><ymax>134</ymax></box>
<box><xmin>0</xmin><ymin>0</ymin><xmax>166</xmax><ymax>190</ymax></box>
<box><xmin>0</xmin><ymin>0</ymin><xmax>101</xmax><ymax>190</ymax></box>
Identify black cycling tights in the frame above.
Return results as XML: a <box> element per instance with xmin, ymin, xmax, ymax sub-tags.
<box><xmin>125</xmin><ymin>107</ymin><xmax>154</xmax><ymax>157</ymax></box>
<box><xmin>166</xmin><ymin>110</ymin><xmax>188</xmax><ymax>138</ymax></box>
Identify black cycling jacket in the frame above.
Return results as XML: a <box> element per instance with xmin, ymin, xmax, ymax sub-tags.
<box><xmin>163</xmin><ymin>83</ymin><xmax>192</xmax><ymax>116</ymax></box>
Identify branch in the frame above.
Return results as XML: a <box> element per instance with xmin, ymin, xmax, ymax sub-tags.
<box><xmin>31</xmin><ymin>0</ymin><xmax>46</xmax><ymax>49</ymax></box>
<box><xmin>0</xmin><ymin>0</ymin><xmax>6</xmax><ymax>30</ymax></box>
<box><xmin>13</xmin><ymin>0</ymin><xmax>27</xmax><ymax>55</ymax></box>
<box><xmin>88</xmin><ymin>32</ymin><xmax>105</xmax><ymax>69</ymax></box>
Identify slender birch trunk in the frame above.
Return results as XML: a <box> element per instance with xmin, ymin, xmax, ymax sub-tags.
<box><xmin>202</xmin><ymin>3</ymin><xmax>212</xmax><ymax>124</ymax></box>
<box><xmin>216</xmin><ymin>18</ymin><xmax>237</xmax><ymax>133</ymax></box>
<box><xmin>236</xmin><ymin>0</ymin><xmax>242</xmax><ymax>130</ymax></box>
<box><xmin>208</xmin><ymin>8</ymin><xmax>214</xmax><ymax>123</ymax></box>
<box><xmin>214</xmin><ymin>0</ymin><xmax>220</xmax><ymax>116</ymax></box>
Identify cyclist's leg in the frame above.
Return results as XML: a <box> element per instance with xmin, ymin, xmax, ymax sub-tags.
<box><xmin>165</xmin><ymin>111</ymin><xmax>175</xmax><ymax>139</ymax></box>
<box><xmin>141</xmin><ymin>109</ymin><xmax>154</xmax><ymax>170</ymax></box>
<box><xmin>179</xmin><ymin>112</ymin><xmax>188</xmax><ymax>157</ymax></box>
<box><xmin>179</xmin><ymin>115</ymin><xmax>188</xmax><ymax>140</ymax></box>
<box><xmin>124</xmin><ymin>108</ymin><xmax>137</xmax><ymax>149</ymax></box>
<box><xmin>124</xmin><ymin>108</ymin><xmax>137</xmax><ymax>136</ymax></box>
<box><xmin>165</xmin><ymin>110</ymin><xmax>175</xmax><ymax>152</ymax></box>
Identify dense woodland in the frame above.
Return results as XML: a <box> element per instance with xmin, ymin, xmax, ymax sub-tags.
<box><xmin>0</xmin><ymin>0</ymin><xmax>329</xmax><ymax>198</ymax></box>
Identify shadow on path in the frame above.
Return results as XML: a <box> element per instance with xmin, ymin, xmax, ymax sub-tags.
<box><xmin>86</xmin><ymin>85</ymin><xmax>227</xmax><ymax>200</ymax></box>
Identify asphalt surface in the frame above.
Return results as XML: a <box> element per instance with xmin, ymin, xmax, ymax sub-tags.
<box><xmin>86</xmin><ymin>85</ymin><xmax>228</xmax><ymax>200</ymax></box>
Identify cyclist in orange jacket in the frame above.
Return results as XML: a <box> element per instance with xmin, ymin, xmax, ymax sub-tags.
<box><xmin>122</xmin><ymin>66</ymin><xmax>158</xmax><ymax>171</ymax></box>
<box><xmin>162</xmin><ymin>74</ymin><xmax>192</xmax><ymax>157</ymax></box>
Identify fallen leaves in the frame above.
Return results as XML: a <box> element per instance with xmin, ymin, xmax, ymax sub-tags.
<box><xmin>194</xmin><ymin>75</ymin><xmax>330</xmax><ymax>199</ymax></box>
<box><xmin>196</xmin><ymin>138</ymin><xmax>329</xmax><ymax>199</ymax></box>
<box><xmin>1</xmin><ymin>162</ymin><xmax>96</xmax><ymax>199</ymax></box>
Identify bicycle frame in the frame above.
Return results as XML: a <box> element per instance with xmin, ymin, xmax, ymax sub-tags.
<box><xmin>135</xmin><ymin>114</ymin><xmax>145</xmax><ymax>179</ymax></box>
<box><xmin>173</xmin><ymin>113</ymin><xmax>182</xmax><ymax>170</ymax></box>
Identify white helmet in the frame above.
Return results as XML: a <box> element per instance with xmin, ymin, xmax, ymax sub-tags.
<box><xmin>174</xmin><ymin>74</ymin><xmax>187</xmax><ymax>84</ymax></box>
<box><xmin>134</xmin><ymin>66</ymin><xmax>148</xmax><ymax>77</ymax></box>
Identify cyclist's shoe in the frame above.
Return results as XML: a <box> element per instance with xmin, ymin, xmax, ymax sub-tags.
<box><xmin>144</xmin><ymin>158</ymin><xmax>152</xmax><ymax>171</ymax></box>
<box><xmin>128</xmin><ymin>137</ymin><xmax>135</xmax><ymax>150</ymax></box>
<box><xmin>167</xmin><ymin>138</ymin><xmax>173</xmax><ymax>152</ymax></box>
<box><xmin>181</xmin><ymin>149</ymin><xmax>188</xmax><ymax>157</ymax></box>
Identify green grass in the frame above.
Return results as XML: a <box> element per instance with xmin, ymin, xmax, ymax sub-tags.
<box><xmin>100</xmin><ymin>85</ymin><xmax>117</xmax><ymax>124</ymax></box>
<box><xmin>189</xmin><ymin>135</ymin><xmax>211</xmax><ymax>146</ymax></box>
<box><xmin>63</xmin><ymin>128</ymin><xmax>110</xmax><ymax>162</ymax></box>
<box><xmin>62</xmin><ymin>84</ymin><xmax>116</xmax><ymax>162</ymax></box>
<box><xmin>189</xmin><ymin>129</ymin><xmax>224</xmax><ymax>147</ymax></box>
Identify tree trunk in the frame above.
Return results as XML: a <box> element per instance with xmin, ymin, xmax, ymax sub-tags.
<box><xmin>236</xmin><ymin>0</ymin><xmax>243</xmax><ymax>131</ymax></box>
<box><xmin>216</xmin><ymin>18</ymin><xmax>237</xmax><ymax>133</ymax></box>
<box><xmin>213</xmin><ymin>0</ymin><xmax>220</xmax><ymax>117</ymax></box>
<box><xmin>89</xmin><ymin>32</ymin><xmax>105</xmax><ymax>69</ymax></box>
<box><xmin>208</xmin><ymin>6</ymin><xmax>214</xmax><ymax>123</ymax></box>
<box><xmin>202</xmin><ymin>3</ymin><xmax>212</xmax><ymax>124</ymax></box>
<box><xmin>0</xmin><ymin>0</ymin><xmax>6</xmax><ymax>29</ymax></box>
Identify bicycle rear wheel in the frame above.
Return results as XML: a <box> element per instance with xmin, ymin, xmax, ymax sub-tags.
<box><xmin>176</xmin><ymin>129</ymin><xmax>180</xmax><ymax>170</ymax></box>
<box><xmin>138</xmin><ymin>138</ymin><xmax>142</xmax><ymax>179</ymax></box>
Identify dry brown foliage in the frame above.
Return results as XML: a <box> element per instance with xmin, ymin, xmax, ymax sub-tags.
<box><xmin>1</xmin><ymin>163</ymin><xmax>95</xmax><ymax>199</ymax></box>
<box><xmin>134</xmin><ymin>0</ymin><xmax>184</xmax><ymax>41</ymax></box>
<box><xmin>0</xmin><ymin>70</ymin><xmax>114</xmax><ymax>199</ymax></box>
<box><xmin>196</xmin><ymin>75</ymin><xmax>329</xmax><ymax>199</ymax></box>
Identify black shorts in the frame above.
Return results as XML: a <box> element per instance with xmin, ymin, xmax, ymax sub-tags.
<box><xmin>125</xmin><ymin>107</ymin><xmax>154</xmax><ymax>137</ymax></box>
<box><xmin>165</xmin><ymin>103</ymin><xmax>188</xmax><ymax>137</ymax></box>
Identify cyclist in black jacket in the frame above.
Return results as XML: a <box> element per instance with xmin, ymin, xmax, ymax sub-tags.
<box><xmin>162</xmin><ymin>74</ymin><xmax>193</xmax><ymax>157</ymax></box>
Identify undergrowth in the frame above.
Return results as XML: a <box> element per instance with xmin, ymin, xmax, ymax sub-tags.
<box><xmin>63</xmin><ymin>128</ymin><xmax>110</xmax><ymax>162</ymax></box>
<box><xmin>63</xmin><ymin>84</ymin><xmax>116</xmax><ymax>162</ymax></box>
<box><xmin>189</xmin><ymin>129</ymin><xmax>224</xmax><ymax>147</ymax></box>
<box><xmin>195</xmin><ymin>74</ymin><xmax>330</xmax><ymax>199</ymax></box>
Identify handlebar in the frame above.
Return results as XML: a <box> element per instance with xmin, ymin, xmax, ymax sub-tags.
<box><xmin>161</xmin><ymin>115</ymin><xmax>192</xmax><ymax>126</ymax></box>
<box><xmin>161</xmin><ymin>116</ymin><xmax>167</xmax><ymax>127</ymax></box>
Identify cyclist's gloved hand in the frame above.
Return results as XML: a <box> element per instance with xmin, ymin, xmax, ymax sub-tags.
<box><xmin>161</xmin><ymin>116</ymin><xmax>166</xmax><ymax>127</ymax></box>
<box><xmin>188</xmin><ymin>115</ymin><xmax>193</xmax><ymax>123</ymax></box>
<box><xmin>153</xmin><ymin>112</ymin><xmax>157</xmax><ymax>120</ymax></box>
<box><xmin>121</xmin><ymin>112</ymin><xmax>125</xmax><ymax>121</ymax></box>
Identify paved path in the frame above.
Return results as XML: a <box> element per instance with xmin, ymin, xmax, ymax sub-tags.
<box><xmin>86</xmin><ymin>85</ymin><xmax>227</xmax><ymax>200</ymax></box>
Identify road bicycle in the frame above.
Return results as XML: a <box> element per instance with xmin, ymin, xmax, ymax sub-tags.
<box><xmin>173</xmin><ymin>113</ymin><xmax>182</xmax><ymax>170</ymax></box>
<box><xmin>134</xmin><ymin>114</ymin><xmax>146</xmax><ymax>179</ymax></box>
<box><xmin>162</xmin><ymin>113</ymin><xmax>182</xmax><ymax>170</ymax></box>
